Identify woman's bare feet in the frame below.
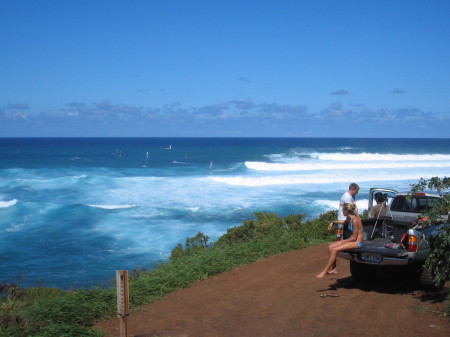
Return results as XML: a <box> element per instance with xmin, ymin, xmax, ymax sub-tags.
<box><xmin>315</xmin><ymin>271</ymin><xmax>327</xmax><ymax>278</ymax></box>
<box><xmin>316</xmin><ymin>268</ymin><xmax>337</xmax><ymax>278</ymax></box>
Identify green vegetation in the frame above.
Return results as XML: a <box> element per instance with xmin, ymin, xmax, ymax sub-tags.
<box><xmin>410</xmin><ymin>177</ymin><xmax>450</xmax><ymax>289</ymax></box>
<box><xmin>0</xmin><ymin>211</ymin><xmax>335</xmax><ymax>336</ymax></box>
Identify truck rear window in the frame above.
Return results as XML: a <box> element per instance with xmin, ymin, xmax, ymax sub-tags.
<box><xmin>391</xmin><ymin>195</ymin><xmax>438</xmax><ymax>212</ymax></box>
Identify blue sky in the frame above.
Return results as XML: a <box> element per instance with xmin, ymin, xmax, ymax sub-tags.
<box><xmin>1</xmin><ymin>0</ymin><xmax>449</xmax><ymax>137</ymax></box>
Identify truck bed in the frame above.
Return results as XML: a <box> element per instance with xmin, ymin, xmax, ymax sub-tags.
<box><xmin>338</xmin><ymin>217</ymin><xmax>415</xmax><ymax>265</ymax></box>
<box><xmin>343</xmin><ymin>237</ymin><xmax>409</xmax><ymax>257</ymax></box>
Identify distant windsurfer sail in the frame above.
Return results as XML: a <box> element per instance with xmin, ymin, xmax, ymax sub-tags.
<box><xmin>209</xmin><ymin>161</ymin><xmax>214</xmax><ymax>171</ymax></box>
<box><xmin>143</xmin><ymin>152</ymin><xmax>149</xmax><ymax>167</ymax></box>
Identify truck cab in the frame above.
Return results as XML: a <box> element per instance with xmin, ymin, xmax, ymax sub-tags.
<box><xmin>368</xmin><ymin>188</ymin><xmax>449</xmax><ymax>222</ymax></box>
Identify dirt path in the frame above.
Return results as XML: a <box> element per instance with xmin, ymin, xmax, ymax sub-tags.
<box><xmin>94</xmin><ymin>243</ymin><xmax>449</xmax><ymax>337</ymax></box>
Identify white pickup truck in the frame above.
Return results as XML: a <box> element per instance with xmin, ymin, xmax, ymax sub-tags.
<box><xmin>337</xmin><ymin>188</ymin><xmax>448</xmax><ymax>289</ymax></box>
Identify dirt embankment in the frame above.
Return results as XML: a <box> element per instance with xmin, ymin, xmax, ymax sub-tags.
<box><xmin>94</xmin><ymin>243</ymin><xmax>449</xmax><ymax>337</ymax></box>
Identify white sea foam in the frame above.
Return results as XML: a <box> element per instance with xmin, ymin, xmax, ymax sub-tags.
<box><xmin>246</xmin><ymin>159</ymin><xmax>450</xmax><ymax>171</ymax></box>
<box><xmin>313</xmin><ymin>152</ymin><xmax>450</xmax><ymax>161</ymax></box>
<box><xmin>356</xmin><ymin>199</ymin><xmax>368</xmax><ymax>212</ymax></box>
<box><xmin>0</xmin><ymin>199</ymin><xmax>18</xmax><ymax>208</ymax></box>
<box><xmin>208</xmin><ymin>171</ymin><xmax>442</xmax><ymax>187</ymax></box>
<box><xmin>271</xmin><ymin>152</ymin><xmax>450</xmax><ymax>161</ymax></box>
<box><xmin>211</xmin><ymin>163</ymin><xmax>243</xmax><ymax>172</ymax></box>
<box><xmin>87</xmin><ymin>204</ymin><xmax>137</xmax><ymax>210</ymax></box>
<box><xmin>314</xmin><ymin>199</ymin><xmax>368</xmax><ymax>212</ymax></box>
<box><xmin>6</xmin><ymin>223</ymin><xmax>24</xmax><ymax>232</ymax></box>
<box><xmin>314</xmin><ymin>199</ymin><xmax>340</xmax><ymax>209</ymax></box>
<box><xmin>172</xmin><ymin>161</ymin><xmax>194</xmax><ymax>165</ymax></box>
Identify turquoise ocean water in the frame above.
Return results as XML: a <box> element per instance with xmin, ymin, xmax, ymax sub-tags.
<box><xmin>1</xmin><ymin>137</ymin><xmax>449</xmax><ymax>289</ymax></box>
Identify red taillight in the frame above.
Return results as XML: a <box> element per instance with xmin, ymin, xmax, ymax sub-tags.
<box><xmin>407</xmin><ymin>235</ymin><xmax>418</xmax><ymax>252</ymax></box>
<box><xmin>415</xmin><ymin>193</ymin><xmax>426</xmax><ymax>196</ymax></box>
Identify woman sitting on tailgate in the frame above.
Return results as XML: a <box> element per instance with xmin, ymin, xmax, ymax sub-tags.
<box><xmin>316</xmin><ymin>203</ymin><xmax>363</xmax><ymax>278</ymax></box>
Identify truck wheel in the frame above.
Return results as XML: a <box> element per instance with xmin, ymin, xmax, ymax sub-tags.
<box><xmin>419</xmin><ymin>265</ymin><xmax>445</xmax><ymax>291</ymax></box>
<box><xmin>350</xmin><ymin>260</ymin><xmax>377</xmax><ymax>282</ymax></box>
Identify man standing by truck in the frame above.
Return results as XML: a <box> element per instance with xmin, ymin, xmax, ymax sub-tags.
<box><xmin>328</xmin><ymin>183</ymin><xmax>360</xmax><ymax>231</ymax></box>
<box><xmin>335</xmin><ymin>183</ymin><xmax>360</xmax><ymax>224</ymax></box>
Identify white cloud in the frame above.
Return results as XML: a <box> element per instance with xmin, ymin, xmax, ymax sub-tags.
<box><xmin>0</xmin><ymin>100</ymin><xmax>448</xmax><ymax>137</ymax></box>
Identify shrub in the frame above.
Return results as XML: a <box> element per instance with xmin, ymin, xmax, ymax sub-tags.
<box><xmin>411</xmin><ymin>177</ymin><xmax>450</xmax><ymax>286</ymax></box>
<box><xmin>169</xmin><ymin>232</ymin><xmax>210</xmax><ymax>262</ymax></box>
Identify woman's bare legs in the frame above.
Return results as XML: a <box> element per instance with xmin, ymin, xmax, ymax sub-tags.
<box><xmin>316</xmin><ymin>247</ymin><xmax>339</xmax><ymax>278</ymax></box>
<box><xmin>316</xmin><ymin>241</ymin><xmax>358</xmax><ymax>278</ymax></box>
<box><xmin>327</xmin><ymin>267</ymin><xmax>338</xmax><ymax>275</ymax></box>
<box><xmin>326</xmin><ymin>242</ymin><xmax>339</xmax><ymax>274</ymax></box>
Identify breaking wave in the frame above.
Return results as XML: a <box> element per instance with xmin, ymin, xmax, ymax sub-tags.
<box><xmin>0</xmin><ymin>199</ymin><xmax>18</xmax><ymax>208</ymax></box>
<box><xmin>246</xmin><ymin>160</ymin><xmax>450</xmax><ymax>171</ymax></box>
<box><xmin>86</xmin><ymin>204</ymin><xmax>137</xmax><ymax>210</ymax></box>
<box><xmin>247</xmin><ymin>152</ymin><xmax>450</xmax><ymax>171</ymax></box>
<box><xmin>208</xmin><ymin>171</ymin><xmax>440</xmax><ymax>187</ymax></box>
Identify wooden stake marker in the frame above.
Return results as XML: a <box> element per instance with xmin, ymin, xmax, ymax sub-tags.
<box><xmin>116</xmin><ymin>270</ymin><xmax>130</xmax><ymax>337</ymax></box>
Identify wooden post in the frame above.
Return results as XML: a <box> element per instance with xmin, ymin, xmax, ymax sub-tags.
<box><xmin>116</xmin><ymin>270</ymin><xmax>130</xmax><ymax>337</ymax></box>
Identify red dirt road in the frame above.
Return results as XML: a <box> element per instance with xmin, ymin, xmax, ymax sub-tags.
<box><xmin>94</xmin><ymin>243</ymin><xmax>449</xmax><ymax>337</ymax></box>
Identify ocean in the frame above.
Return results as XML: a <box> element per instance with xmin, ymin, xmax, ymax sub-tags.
<box><xmin>1</xmin><ymin>137</ymin><xmax>449</xmax><ymax>289</ymax></box>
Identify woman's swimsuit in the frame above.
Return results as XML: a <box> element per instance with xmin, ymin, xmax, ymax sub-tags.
<box><xmin>348</xmin><ymin>219</ymin><xmax>353</xmax><ymax>231</ymax></box>
<box><xmin>348</xmin><ymin>218</ymin><xmax>363</xmax><ymax>248</ymax></box>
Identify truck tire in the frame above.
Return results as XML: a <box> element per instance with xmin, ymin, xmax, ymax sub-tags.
<box><xmin>350</xmin><ymin>260</ymin><xmax>377</xmax><ymax>282</ymax></box>
<box><xmin>419</xmin><ymin>265</ymin><xmax>445</xmax><ymax>291</ymax></box>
